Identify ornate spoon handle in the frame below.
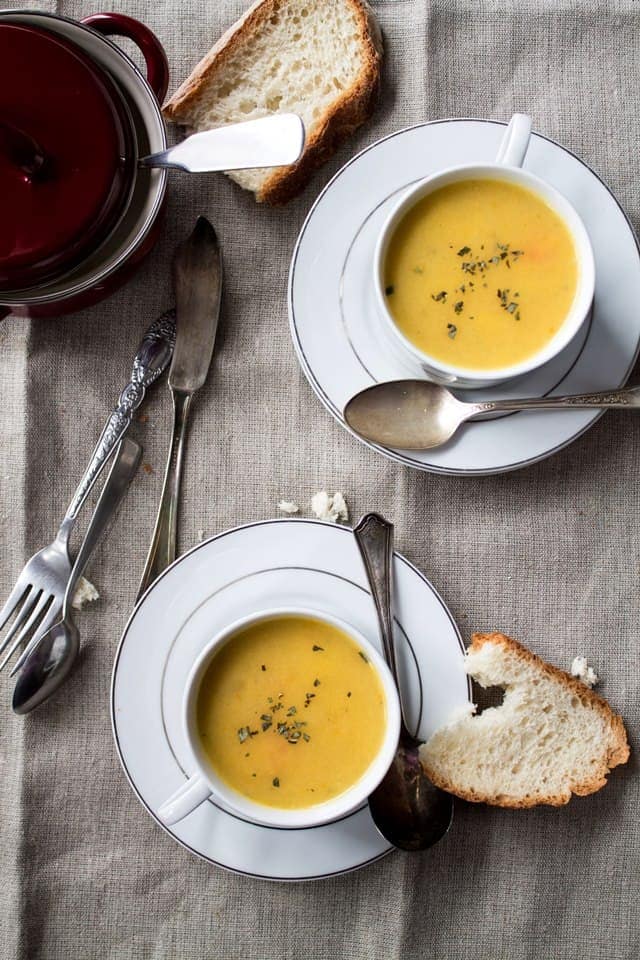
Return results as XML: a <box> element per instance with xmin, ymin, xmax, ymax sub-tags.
<box><xmin>62</xmin><ymin>310</ymin><xmax>176</xmax><ymax>526</ymax></box>
<box><xmin>472</xmin><ymin>384</ymin><xmax>640</xmax><ymax>415</ymax></box>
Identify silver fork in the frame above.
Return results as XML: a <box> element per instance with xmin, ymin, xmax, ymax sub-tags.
<box><xmin>0</xmin><ymin>310</ymin><xmax>175</xmax><ymax>674</ymax></box>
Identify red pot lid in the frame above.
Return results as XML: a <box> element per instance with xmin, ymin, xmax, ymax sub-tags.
<box><xmin>0</xmin><ymin>23</ymin><xmax>134</xmax><ymax>292</ymax></box>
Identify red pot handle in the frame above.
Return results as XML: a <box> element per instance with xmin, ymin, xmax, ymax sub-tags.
<box><xmin>81</xmin><ymin>13</ymin><xmax>169</xmax><ymax>103</ymax></box>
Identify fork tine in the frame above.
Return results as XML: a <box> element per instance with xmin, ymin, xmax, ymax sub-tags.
<box><xmin>0</xmin><ymin>587</ymin><xmax>37</xmax><ymax>657</ymax></box>
<box><xmin>10</xmin><ymin>601</ymin><xmax>62</xmax><ymax>677</ymax></box>
<box><xmin>0</xmin><ymin>582</ymin><xmax>30</xmax><ymax>635</ymax></box>
<box><xmin>0</xmin><ymin>592</ymin><xmax>51</xmax><ymax>673</ymax></box>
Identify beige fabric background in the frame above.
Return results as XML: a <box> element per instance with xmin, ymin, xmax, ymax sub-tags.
<box><xmin>1</xmin><ymin>1</ymin><xmax>638</xmax><ymax>957</ymax></box>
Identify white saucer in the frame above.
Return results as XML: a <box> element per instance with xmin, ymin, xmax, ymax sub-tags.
<box><xmin>289</xmin><ymin>119</ymin><xmax>640</xmax><ymax>475</ymax></box>
<box><xmin>111</xmin><ymin>520</ymin><xmax>469</xmax><ymax>881</ymax></box>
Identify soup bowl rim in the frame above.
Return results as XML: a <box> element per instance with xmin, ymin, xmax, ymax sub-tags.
<box><xmin>181</xmin><ymin>605</ymin><xmax>402</xmax><ymax>829</ymax></box>
<box><xmin>373</xmin><ymin>162</ymin><xmax>596</xmax><ymax>388</ymax></box>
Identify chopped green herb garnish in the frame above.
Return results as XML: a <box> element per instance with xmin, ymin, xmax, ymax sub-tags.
<box><xmin>385</xmin><ymin>285</ymin><xmax>394</xmax><ymax>296</ymax></box>
<box><xmin>431</xmin><ymin>290</ymin><xmax>447</xmax><ymax>303</ymax></box>
<box><xmin>453</xmin><ymin>301</ymin><xmax>463</xmax><ymax>314</ymax></box>
<box><xmin>272</xmin><ymin>777</ymin><xmax>280</xmax><ymax>788</ymax></box>
<box><xmin>457</xmin><ymin>246</ymin><xmax>471</xmax><ymax>257</ymax></box>
<box><xmin>261</xmin><ymin>664</ymin><xmax>266</xmax><ymax>671</ymax></box>
<box><xmin>313</xmin><ymin>678</ymin><xmax>320</xmax><ymax>687</ymax></box>
<box><xmin>447</xmin><ymin>323</ymin><xmax>457</xmax><ymax>339</ymax></box>
<box><xmin>497</xmin><ymin>287</ymin><xmax>522</xmax><ymax>320</ymax></box>
<box><xmin>312</xmin><ymin>644</ymin><xmax>324</xmax><ymax>652</ymax></box>
<box><xmin>358</xmin><ymin>651</ymin><xmax>369</xmax><ymax>663</ymax></box>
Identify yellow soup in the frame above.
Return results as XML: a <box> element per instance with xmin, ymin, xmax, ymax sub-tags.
<box><xmin>384</xmin><ymin>178</ymin><xmax>578</xmax><ymax>370</ymax></box>
<box><xmin>196</xmin><ymin>615</ymin><xmax>387</xmax><ymax>809</ymax></box>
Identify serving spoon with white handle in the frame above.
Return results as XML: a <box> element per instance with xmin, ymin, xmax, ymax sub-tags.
<box><xmin>139</xmin><ymin>114</ymin><xmax>305</xmax><ymax>172</ymax></box>
<box><xmin>344</xmin><ymin>380</ymin><xmax>640</xmax><ymax>450</ymax></box>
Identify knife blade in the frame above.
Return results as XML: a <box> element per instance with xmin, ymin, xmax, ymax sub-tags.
<box><xmin>170</xmin><ymin>216</ymin><xmax>223</xmax><ymax>392</ymax></box>
<box><xmin>137</xmin><ymin>217</ymin><xmax>222</xmax><ymax>600</ymax></box>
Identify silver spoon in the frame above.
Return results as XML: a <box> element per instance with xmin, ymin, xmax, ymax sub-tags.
<box><xmin>344</xmin><ymin>380</ymin><xmax>640</xmax><ymax>450</ymax></box>
<box><xmin>12</xmin><ymin>438</ymin><xmax>142</xmax><ymax>715</ymax></box>
<box><xmin>139</xmin><ymin>114</ymin><xmax>305</xmax><ymax>172</ymax></box>
<box><xmin>353</xmin><ymin>513</ymin><xmax>453</xmax><ymax>851</ymax></box>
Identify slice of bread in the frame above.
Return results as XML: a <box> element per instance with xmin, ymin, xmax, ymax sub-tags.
<box><xmin>163</xmin><ymin>0</ymin><xmax>383</xmax><ymax>203</ymax></box>
<box><xmin>420</xmin><ymin>632</ymin><xmax>629</xmax><ymax>808</ymax></box>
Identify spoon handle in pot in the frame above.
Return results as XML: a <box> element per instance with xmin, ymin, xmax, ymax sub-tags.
<box><xmin>353</xmin><ymin>513</ymin><xmax>409</xmax><ymax>732</ymax></box>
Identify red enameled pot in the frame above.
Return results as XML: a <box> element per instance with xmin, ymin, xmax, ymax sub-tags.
<box><xmin>0</xmin><ymin>10</ymin><xmax>170</xmax><ymax>319</ymax></box>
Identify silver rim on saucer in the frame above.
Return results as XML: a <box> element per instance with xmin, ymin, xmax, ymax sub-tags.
<box><xmin>288</xmin><ymin>118</ymin><xmax>640</xmax><ymax>475</ymax></box>
<box><xmin>111</xmin><ymin>519</ymin><xmax>470</xmax><ymax>881</ymax></box>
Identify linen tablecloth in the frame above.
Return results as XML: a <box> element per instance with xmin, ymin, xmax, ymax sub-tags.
<box><xmin>1</xmin><ymin>1</ymin><xmax>638</xmax><ymax>957</ymax></box>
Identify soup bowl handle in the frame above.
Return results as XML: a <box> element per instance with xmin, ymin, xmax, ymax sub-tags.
<box><xmin>157</xmin><ymin>773</ymin><xmax>212</xmax><ymax>826</ymax></box>
<box><xmin>495</xmin><ymin>113</ymin><xmax>532</xmax><ymax>168</ymax></box>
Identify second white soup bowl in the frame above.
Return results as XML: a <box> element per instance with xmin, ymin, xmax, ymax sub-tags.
<box><xmin>374</xmin><ymin>114</ymin><xmax>596</xmax><ymax>388</ymax></box>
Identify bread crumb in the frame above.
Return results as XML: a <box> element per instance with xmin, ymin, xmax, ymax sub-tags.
<box><xmin>571</xmin><ymin>655</ymin><xmax>599</xmax><ymax>688</ymax></box>
<box><xmin>311</xmin><ymin>491</ymin><xmax>349</xmax><ymax>524</ymax></box>
<box><xmin>72</xmin><ymin>576</ymin><xmax>100</xmax><ymax>611</ymax></box>
<box><xmin>278</xmin><ymin>500</ymin><xmax>300</xmax><ymax>515</ymax></box>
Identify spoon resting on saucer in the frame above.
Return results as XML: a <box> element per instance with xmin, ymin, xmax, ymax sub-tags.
<box><xmin>353</xmin><ymin>512</ymin><xmax>453</xmax><ymax>851</ymax></box>
<box><xmin>344</xmin><ymin>380</ymin><xmax>640</xmax><ymax>450</ymax></box>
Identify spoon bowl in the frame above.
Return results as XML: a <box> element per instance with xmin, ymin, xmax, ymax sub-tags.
<box><xmin>345</xmin><ymin>380</ymin><xmax>468</xmax><ymax>449</ymax></box>
<box><xmin>12</xmin><ymin>618</ymin><xmax>79</xmax><ymax>714</ymax></box>
<box><xmin>368</xmin><ymin>729</ymin><xmax>453</xmax><ymax>851</ymax></box>
<box><xmin>345</xmin><ymin>379</ymin><xmax>640</xmax><ymax>450</ymax></box>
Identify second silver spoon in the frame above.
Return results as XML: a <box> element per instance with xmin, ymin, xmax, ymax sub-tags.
<box><xmin>12</xmin><ymin>438</ymin><xmax>142</xmax><ymax>714</ymax></box>
<box><xmin>345</xmin><ymin>380</ymin><xmax>640</xmax><ymax>450</ymax></box>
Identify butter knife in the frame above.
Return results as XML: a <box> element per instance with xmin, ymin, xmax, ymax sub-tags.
<box><xmin>137</xmin><ymin>217</ymin><xmax>222</xmax><ymax>600</ymax></box>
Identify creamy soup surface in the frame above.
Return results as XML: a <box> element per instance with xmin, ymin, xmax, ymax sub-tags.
<box><xmin>196</xmin><ymin>616</ymin><xmax>387</xmax><ymax>809</ymax></box>
<box><xmin>384</xmin><ymin>178</ymin><xmax>578</xmax><ymax>370</ymax></box>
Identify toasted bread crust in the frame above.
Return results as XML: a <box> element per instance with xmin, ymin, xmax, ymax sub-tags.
<box><xmin>422</xmin><ymin>632</ymin><xmax>630</xmax><ymax>809</ymax></box>
<box><xmin>162</xmin><ymin>0</ymin><xmax>383</xmax><ymax>204</ymax></box>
